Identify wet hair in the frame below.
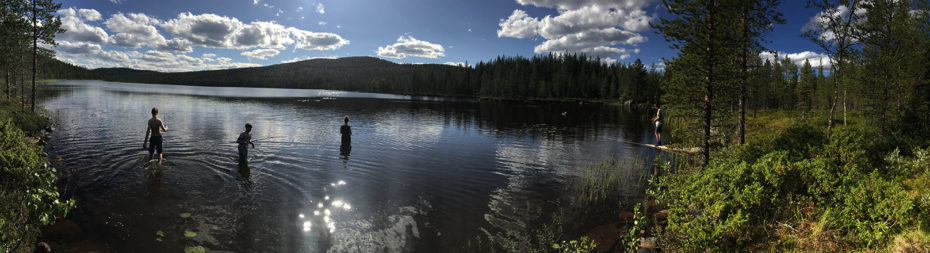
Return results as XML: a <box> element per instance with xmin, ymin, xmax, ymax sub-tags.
<box><xmin>151</xmin><ymin>107</ymin><xmax>158</xmax><ymax>116</ymax></box>
<box><xmin>245</xmin><ymin>123</ymin><xmax>252</xmax><ymax>130</ymax></box>
<box><xmin>344</xmin><ymin>116</ymin><xmax>349</xmax><ymax>124</ymax></box>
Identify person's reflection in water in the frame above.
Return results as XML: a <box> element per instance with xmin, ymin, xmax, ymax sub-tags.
<box><xmin>236</xmin><ymin>163</ymin><xmax>252</xmax><ymax>191</ymax></box>
<box><xmin>339</xmin><ymin>116</ymin><xmax>352</xmax><ymax>160</ymax></box>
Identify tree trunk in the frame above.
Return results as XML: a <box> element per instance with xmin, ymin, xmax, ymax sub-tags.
<box><xmin>702</xmin><ymin>0</ymin><xmax>715</xmax><ymax>168</ymax></box>
<box><xmin>20</xmin><ymin>66</ymin><xmax>26</xmax><ymax>110</ymax></box>
<box><xmin>843</xmin><ymin>88</ymin><xmax>847</xmax><ymax>126</ymax></box>
<box><xmin>31</xmin><ymin>0</ymin><xmax>37</xmax><ymax>112</ymax></box>
<box><xmin>738</xmin><ymin>10</ymin><xmax>747</xmax><ymax>145</ymax></box>
<box><xmin>827</xmin><ymin>61</ymin><xmax>839</xmax><ymax>138</ymax></box>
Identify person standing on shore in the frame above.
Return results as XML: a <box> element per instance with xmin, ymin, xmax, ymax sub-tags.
<box><xmin>651</xmin><ymin>103</ymin><xmax>664</xmax><ymax>146</ymax></box>
<box><xmin>143</xmin><ymin>107</ymin><xmax>168</xmax><ymax>164</ymax></box>
<box><xmin>237</xmin><ymin>123</ymin><xmax>255</xmax><ymax>164</ymax></box>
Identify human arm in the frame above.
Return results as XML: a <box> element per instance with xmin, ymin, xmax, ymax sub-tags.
<box><xmin>144</xmin><ymin>123</ymin><xmax>151</xmax><ymax>148</ymax></box>
<box><xmin>160</xmin><ymin>118</ymin><xmax>168</xmax><ymax>131</ymax></box>
<box><xmin>249</xmin><ymin>140</ymin><xmax>255</xmax><ymax>148</ymax></box>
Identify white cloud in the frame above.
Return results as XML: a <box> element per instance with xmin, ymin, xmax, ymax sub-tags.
<box><xmin>160</xmin><ymin>13</ymin><xmax>310</xmax><ymax>50</ymax></box>
<box><xmin>155</xmin><ymin>38</ymin><xmax>193</xmax><ymax>53</ymax></box>
<box><xmin>281</xmin><ymin>55</ymin><xmax>338</xmax><ymax>63</ymax></box>
<box><xmin>497</xmin><ymin>10</ymin><xmax>539</xmax><ymax>38</ymax></box>
<box><xmin>78</xmin><ymin>9</ymin><xmax>102</xmax><ymax>21</ymax></box>
<box><xmin>498</xmin><ymin>0</ymin><xmax>653</xmax><ymax>60</ymax></box>
<box><xmin>234</xmin><ymin>21</ymin><xmax>295</xmax><ymax>49</ymax></box>
<box><xmin>318</xmin><ymin>21</ymin><xmax>327</xmax><ymax>26</ymax></box>
<box><xmin>760</xmin><ymin>51</ymin><xmax>832</xmax><ymax>69</ymax></box>
<box><xmin>443</xmin><ymin>61</ymin><xmax>470</xmax><ymax>67</ymax></box>
<box><xmin>297</xmin><ymin>6</ymin><xmax>304</xmax><ymax>12</ymax></box>
<box><xmin>802</xmin><ymin>4</ymin><xmax>866</xmax><ymax>42</ymax></box>
<box><xmin>253</xmin><ymin>0</ymin><xmax>260</xmax><ymax>5</ymax></box>
<box><xmin>161</xmin><ymin>12</ymin><xmax>244</xmax><ymax>48</ymax></box>
<box><xmin>289</xmin><ymin>28</ymin><xmax>349</xmax><ymax>50</ymax></box>
<box><xmin>105</xmin><ymin>13</ymin><xmax>164</xmax><ymax>48</ymax></box>
<box><xmin>56</xmin><ymin>8</ymin><xmax>109</xmax><ymax>43</ymax></box>
<box><xmin>241</xmin><ymin>48</ymin><xmax>280</xmax><ymax>60</ymax></box>
<box><xmin>534</xmin><ymin>28</ymin><xmax>644</xmax><ymax>54</ymax></box>
<box><xmin>516</xmin><ymin>0</ymin><xmax>652</xmax><ymax>11</ymax></box>
<box><xmin>377</xmin><ymin>36</ymin><xmax>445</xmax><ymax>59</ymax></box>
<box><xmin>109</xmin><ymin>0</ymin><xmax>124</xmax><ymax>4</ymax></box>
<box><xmin>317</xmin><ymin>3</ymin><xmax>325</xmax><ymax>14</ymax></box>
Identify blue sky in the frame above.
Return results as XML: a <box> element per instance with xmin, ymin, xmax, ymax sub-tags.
<box><xmin>52</xmin><ymin>0</ymin><xmax>834</xmax><ymax>72</ymax></box>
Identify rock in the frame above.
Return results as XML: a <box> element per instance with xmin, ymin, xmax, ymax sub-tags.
<box><xmin>35</xmin><ymin>241</ymin><xmax>53</xmax><ymax>253</ymax></box>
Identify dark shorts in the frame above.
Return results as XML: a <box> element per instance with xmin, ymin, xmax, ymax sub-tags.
<box><xmin>149</xmin><ymin>135</ymin><xmax>163</xmax><ymax>154</ymax></box>
<box><xmin>655</xmin><ymin>124</ymin><xmax>663</xmax><ymax>135</ymax></box>
<box><xmin>238</xmin><ymin>146</ymin><xmax>248</xmax><ymax>163</ymax></box>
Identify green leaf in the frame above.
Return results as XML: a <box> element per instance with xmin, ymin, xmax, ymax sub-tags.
<box><xmin>179</xmin><ymin>213</ymin><xmax>191</xmax><ymax>218</ymax></box>
<box><xmin>184</xmin><ymin>230</ymin><xmax>197</xmax><ymax>238</ymax></box>
<box><xmin>184</xmin><ymin>246</ymin><xmax>205</xmax><ymax>253</ymax></box>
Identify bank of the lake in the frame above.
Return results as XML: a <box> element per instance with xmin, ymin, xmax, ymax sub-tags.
<box><xmin>0</xmin><ymin>94</ymin><xmax>73</xmax><ymax>252</ymax></box>
<box><xmin>639</xmin><ymin>110</ymin><xmax>930</xmax><ymax>252</ymax></box>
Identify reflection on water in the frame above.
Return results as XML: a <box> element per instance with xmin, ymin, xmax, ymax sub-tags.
<box><xmin>41</xmin><ymin>80</ymin><xmax>661</xmax><ymax>252</ymax></box>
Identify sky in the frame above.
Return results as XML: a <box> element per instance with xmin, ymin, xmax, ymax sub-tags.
<box><xmin>51</xmin><ymin>0</ymin><xmax>835</xmax><ymax>72</ymax></box>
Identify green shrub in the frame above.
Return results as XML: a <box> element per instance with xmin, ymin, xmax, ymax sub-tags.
<box><xmin>657</xmin><ymin>124</ymin><xmax>926</xmax><ymax>250</ymax></box>
<box><xmin>0</xmin><ymin>120</ymin><xmax>73</xmax><ymax>252</ymax></box>
<box><xmin>551</xmin><ymin>236</ymin><xmax>597</xmax><ymax>253</ymax></box>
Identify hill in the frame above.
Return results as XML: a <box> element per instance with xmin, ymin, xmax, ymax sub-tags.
<box><xmin>97</xmin><ymin>56</ymin><xmax>477</xmax><ymax>97</ymax></box>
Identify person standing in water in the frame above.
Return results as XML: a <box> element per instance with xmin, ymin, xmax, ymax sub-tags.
<box><xmin>237</xmin><ymin>123</ymin><xmax>255</xmax><ymax>164</ymax></box>
<box><xmin>340</xmin><ymin>116</ymin><xmax>352</xmax><ymax>157</ymax></box>
<box><xmin>143</xmin><ymin>107</ymin><xmax>168</xmax><ymax>164</ymax></box>
<box><xmin>651</xmin><ymin>103</ymin><xmax>664</xmax><ymax>146</ymax></box>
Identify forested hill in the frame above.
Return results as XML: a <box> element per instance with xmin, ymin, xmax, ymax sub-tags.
<box><xmin>47</xmin><ymin>55</ymin><xmax>664</xmax><ymax>103</ymax></box>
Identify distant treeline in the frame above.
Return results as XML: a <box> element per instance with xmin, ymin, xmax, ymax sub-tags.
<box><xmin>92</xmin><ymin>55</ymin><xmax>664</xmax><ymax>104</ymax></box>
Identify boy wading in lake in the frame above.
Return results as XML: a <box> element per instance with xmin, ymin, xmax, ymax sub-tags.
<box><xmin>340</xmin><ymin>116</ymin><xmax>352</xmax><ymax>157</ymax></box>
<box><xmin>237</xmin><ymin>123</ymin><xmax>255</xmax><ymax>164</ymax></box>
<box><xmin>143</xmin><ymin>107</ymin><xmax>168</xmax><ymax>164</ymax></box>
<box><xmin>651</xmin><ymin>103</ymin><xmax>664</xmax><ymax>146</ymax></box>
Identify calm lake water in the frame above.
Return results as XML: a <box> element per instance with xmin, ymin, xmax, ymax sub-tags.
<box><xmin>40</xmin><ymin>80</ymin><xmax>661</xmax><ymax>252</ymax></box>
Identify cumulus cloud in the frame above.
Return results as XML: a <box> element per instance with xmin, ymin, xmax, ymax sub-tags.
<box><xmin>497</xmin><ymin>10</ymin><xmax>539</xmax><ymax>38</ymax></box>
<box><xmin>498</xmin><ymin>0</ymin><xmax>654</xmax><ymax>59</ymax></box>
<box><xmin>377</xmin><ymin>36</ymin><xmax>445</xmax><ymax>59</ymax></box>
<box><xmin>281</xmin><ymin>55</ymin><xmax>338</xmax><ymax>63</ymax></box>
<box><xmin>444</xmin><ymin>61</ymin><xmax>470</xmax><ymax>67</ymax></box>
<box><xmin>56</xmin><ymin>8</ymin><xmax>109</xmax><ymax>43</ymax></box>
<box><xmin>517</xmin><ymin>0</ymin><xmax>652</xmax><ymax>11</ymax></box>
<box><xmin>802</xmin><ymin>4</ymin><xmax>866</xmax><ymax>42</ymax></box>
<box><xmin>289</xmin><ymin>28</ymin><xmax>349</xmax><ymax>50</ymax></box>
<box><xmin>161</xmin><ymin>12</ymin><xmax>243</xmax><ymax>48</ymax></box>
<box><xmin>78</xmin><ymin>9</ymin><xmax>102</xmax><ymax>21</ymax></box>
<box><xmin>316</xmin><ymin>3</ymin><xmax>325</xmax><ymax>14</ymax></box>
<box><xmin>161</xmin><ymin>13</ymin><xmax>341</xmax><ymax>51</ymax></box>
<box><xmin>760</xmin><ymin>51</ymin><xmax>832</xmax><ymax>69</ymax></box>
<box><xmin>241</xmin><ymin>48</ymin><xmax>280</xmax><ymax>60</ymax></box>
<box><xmin>53</xmin><ymin>8</ymin><xmax>351</xmax><ymax>72</ymax></box>
<box><xmin>105</xmin><ymin>13</ymin><xmax>164</xmax><ymax>48</ymax></box>
<box><xmin>534</xmin><ymin>28</ymin><xmax>644</xmax><ymax>53</ymax></box>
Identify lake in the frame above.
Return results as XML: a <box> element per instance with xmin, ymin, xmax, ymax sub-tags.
<box><xmin>40</xmin><ymin>80</ymin><xmax>661</xmax><ymax>252</ymax></box>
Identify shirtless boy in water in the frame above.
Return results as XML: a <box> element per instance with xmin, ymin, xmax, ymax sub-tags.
<box><xmin>143</xmin><ymin>107</ymin><xmax>168</xmax><ymax>164</ymax></box>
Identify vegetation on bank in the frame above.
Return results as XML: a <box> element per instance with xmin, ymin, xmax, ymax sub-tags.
<box><xmin>656</xmin><ymin>120</ymin><xmax>929</xmax><ymax>251</ymax></box>
<box><xmin>0</xmin><ymin>95</ymin><xmax>73</xmax><ymax>252</ymax></box>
